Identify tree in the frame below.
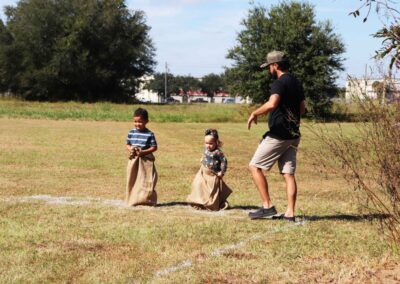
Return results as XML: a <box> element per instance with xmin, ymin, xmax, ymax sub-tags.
<box><xmin>145</xmin><ymin>72</ymin><xmax>227</xmax><ymax>99</ymax></box>
<box><xmin>145</xmin><ymin>73</ymin><xmax>200</xmax><ymax>96</ymax></box>
<box><xmin>0</xmin><ymin>19</ymin><xmax>13</xmax><ymax>93</ymax></box>
<box><xmin>349</xmin><ymin>0</ymin><xmax>400</xmax><ymax>70</ymax></box>
<box><xmin>144</xmin><ymin>72</ymin><xmax>173</xmax><ymax>97</ymax></box>
<box><xmin>0</xmin><ymin>0</ymin><xmax>155</xmax><ymax>102</ymax></box>
<box><xmin>199</xmin><ymin>73</ymin><xmax>226</xmax><ymax>96</ymax></box>
<box><xmin>172</xmin><ymin>75</ymin><xmax>200</xmax><ymax>94</ymax></box>
<box><xmin>226</xmin><ymin>2</ymin><xmax>345</xmax><ymax>117</ymax></box>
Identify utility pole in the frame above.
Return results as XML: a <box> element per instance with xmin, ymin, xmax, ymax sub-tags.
<box><xmin>164</xmin><ymin>62</ymin><xmax>168</xmax><ymax>103</ymax></box>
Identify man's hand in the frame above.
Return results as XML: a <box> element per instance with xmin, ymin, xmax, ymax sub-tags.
<box><xmin>247</xmin><ymin>113</ymin><xmax>258</xmax><ymax>130</ymax></box>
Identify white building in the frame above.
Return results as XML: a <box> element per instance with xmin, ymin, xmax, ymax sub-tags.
<box><xmin>134</xmin><ymin>75</ymin><xmax>253</xmax><ymax>104</ymax></box>
<box><xmin>345</xmin><ymin>78</ymin><xmax>400</xmax><ymax>102</ymax></box>
<box><xmin>134</xmin><ymin>75</ymin><xmax>162</xmax><ymax>103</ymax></box>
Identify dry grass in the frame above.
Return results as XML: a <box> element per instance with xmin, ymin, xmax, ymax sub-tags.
<box><xmin>0</xmin><ymin>118</ymin><xmax>399</xmax><ymax>283</ymax></box>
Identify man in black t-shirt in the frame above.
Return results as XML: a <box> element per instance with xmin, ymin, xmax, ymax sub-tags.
<box><xmin>247</xmin><ymin>51</ymin><xmax>305</xmax><ymax>222</ymax></box>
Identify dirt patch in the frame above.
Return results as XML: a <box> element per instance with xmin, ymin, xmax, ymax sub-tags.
<box><xmin>373</xmin><ymin>261</ymin><xmax>400</xmax><ymax>284</ymax></box>
<box><xmin>297</xmin><ymin>256</ymin><xmax>400</xmax><ymax>284</ymax></box>
<box><xmin>203</xmin><ymin>271</ymin><xmax>266</xmax><ymax>284</ymax></box>
<box><xmin>221</xmin><ymin>251</ymin><xmax>257</xmax><ymax>260</ymax></box>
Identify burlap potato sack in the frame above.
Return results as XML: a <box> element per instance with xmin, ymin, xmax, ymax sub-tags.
<box><xmin>126</xmin><ymin>153</ymin><xmax>157</xmax><ymax>206</ymax></box>
<box><xmin>187</xmin><ymin>164</ymin><xmax>232</xmax><ymax>211</ymax></box>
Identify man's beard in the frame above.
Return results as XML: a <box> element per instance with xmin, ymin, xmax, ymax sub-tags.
<box><xmin>270</xmin><ymin>70</ymin><xmax>278</xmax><ymax>79</ymax></box>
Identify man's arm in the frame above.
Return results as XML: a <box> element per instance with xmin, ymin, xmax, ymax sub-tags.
<box><xmin>247</xmin><ymin>94</ymin><xmax>280</xmax><ymax>130</ymax></box>
<box><xmin>300</xmin><ymin>100</ymin><xmax>306</xmax><ymax>116</ymax></box>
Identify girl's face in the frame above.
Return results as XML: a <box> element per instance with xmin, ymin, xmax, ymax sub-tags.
<box><xmin>205</xmin><ymin>135</ymin><xmax>217</xmax><ymax>151</ymax></box>
<box><xmin>134</xmin><ymin>116</ymin><xmax>147</xmax><ymax>131</ymax></box>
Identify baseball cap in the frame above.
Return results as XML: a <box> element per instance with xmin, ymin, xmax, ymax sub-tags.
<box><xmin>260</xmin><ymin>50</ymin><xmax>288</xmax><ymax>68</ymax></box>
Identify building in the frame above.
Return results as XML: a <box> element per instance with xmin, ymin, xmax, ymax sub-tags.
<box><xmin>345</xmin><ymin>78</ymin><xmax>400</xmax><ymax>102</ymax></box>
<box><xmin>134</xmin><ymin>75</ymin><xmax>162</xmax><ymax>103</ymax></box>
<box><xmin>135</xmin><ymin>75</ymin><xmax>253</xmax><ymax>104</ymax></box>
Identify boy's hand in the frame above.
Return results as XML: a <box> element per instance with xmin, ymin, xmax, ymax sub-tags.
<box><xmin>135</xmin><ymin>148</ymin><xmax>143</xmax><ymax>157</ymax></box>
<box><xmin>128</xmin><ymin>146</ymin><xmax>140</xmax><ymax>159</ymax></box>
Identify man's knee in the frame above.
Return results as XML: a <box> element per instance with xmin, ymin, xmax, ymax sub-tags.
<box><xmin>283</xmin><ymin>173</ymin><xmax>295</xmax><ymax>180</ymax></box>
<box><xmin>248</xmin><ymin>163</ymin><xmax>257</xmax><ymax>172</ymax></box>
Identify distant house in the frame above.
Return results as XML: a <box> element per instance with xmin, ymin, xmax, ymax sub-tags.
<box><xmin>134</xmin><ymin>75</ymin><xmax>162</xmax><ymax>103</ymax></box>
<box><xmin>135</xmin><ymin>75</ymin><xmax>253</xmax><ymax>104</ymax></box>
<box><xmin>213</xmin><ymin>92</ymin><xmax>231</xmax><ymax>103</ymax></box>
<box><xmin>171</xmin><ymin>90</ymin><xmax>252</xmax><ymax>104</ymax></box>
<box><xmin>345</xmin><ymin>78</ymin><xmax>400</xmax><ymax>102</ymax></box>
<box><xmin>186</xmin><ymin>90</ymin><xmax>210</xmax><ymax>103</ymax></box>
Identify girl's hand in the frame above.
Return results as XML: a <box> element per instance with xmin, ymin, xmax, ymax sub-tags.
<box><xmin>216</xmin><ymin>172</ymin><xmax>223</xmax><ymax>178</ymax></box>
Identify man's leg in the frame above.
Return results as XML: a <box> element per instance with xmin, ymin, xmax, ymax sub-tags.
<box><xmin>283</xmin><ymin>173</ymin><xmax>297</xmax><ymax>217</ymax></box>
<box><xmin>248</xmin><ymin>165</ymin><xmax>272</xmax><ymax>208</ymax></box>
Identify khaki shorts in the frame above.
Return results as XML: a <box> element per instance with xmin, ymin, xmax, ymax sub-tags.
<box><xmin>249</xmin><ymin>136</ymin><xmax>300</xmax><ymax>174</ymax></box>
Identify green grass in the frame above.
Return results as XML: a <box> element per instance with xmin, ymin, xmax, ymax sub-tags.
<box><xmin>0</xmin><ymin>98</ymin><xmax>252</xmax><ymax>122</ymax></box>
<box><xmin>0</xmin><ymin>117</ymin><xmax>399</xmax><ymax>283</ymax></box>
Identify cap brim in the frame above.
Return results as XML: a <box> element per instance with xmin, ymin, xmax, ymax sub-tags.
<box><xmin>260</xmin><ymin>62</ymin><xmax>269</xmax><ymax>68</ymax></box>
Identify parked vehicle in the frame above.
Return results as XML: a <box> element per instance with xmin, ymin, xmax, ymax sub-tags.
<box><xmin>137</xmin><ymin>98</ymin><xmax>151</xmax><ymax>104</ymax></box>
<box><xmin>223</xmin><ymin>98</ymin><xmax>235</xmax><ymax>104</ymax></box>
<box><xmin>191</xmin><ymin>98</ymin><xmax>208</xmax><ymax>103</ymax></box>
<box><xmin>165</xmin><ymin>97</ymin><xmax>179</xmax><ymax>103</ymax></box>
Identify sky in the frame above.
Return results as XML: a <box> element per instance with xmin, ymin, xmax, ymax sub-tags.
<box><xmin>0</xmin><ymin>0</ymin><xmax>394</xmax><ymax>86</ymax></box>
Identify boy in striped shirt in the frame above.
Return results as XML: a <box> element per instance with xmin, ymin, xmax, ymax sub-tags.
<box><xmin>125</xmin><ymin>108</ymin><xmax>158</xmax><ymax>206</ymax></box>
<box><xmin>126</xmin><ymin>108</ymin><xmax>157</xmax><ymax>157</ymax></box>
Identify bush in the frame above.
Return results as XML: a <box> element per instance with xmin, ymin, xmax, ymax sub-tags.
<box><xmin>312</xmin><ymin>76</ymin><xmax>400</xmax><ymax>245</ymax></box>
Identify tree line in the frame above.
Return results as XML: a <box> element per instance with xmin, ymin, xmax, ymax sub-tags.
<box><xmin>144</xmin><ymin>73</ymin><xmax>228</xmax><ymax>98</ymax></box>
<box><xmin>0</xmin><ymin>0</ymin><xmax>396</xmax><ymax>116</ymax></box>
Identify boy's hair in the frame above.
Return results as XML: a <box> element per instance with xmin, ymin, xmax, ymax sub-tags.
<box><xmin>205</xmin><ymin>128</ymin><xmax>223</xmax><ymax>148</ymax></box>
<box><xmin>133</xmin><ymin>108</ymin><xmax>149</xmax><ymax>121</ymax></box>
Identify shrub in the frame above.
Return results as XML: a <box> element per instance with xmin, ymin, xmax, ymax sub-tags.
<box><xmin>312</xmin><ymin>76</ymin><xmax>400</xmax><ymax>245</ymax></box>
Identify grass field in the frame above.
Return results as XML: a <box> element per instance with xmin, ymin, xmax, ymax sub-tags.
<box><xmin>0</xmin><ymin>98</ymin><xmax>251</xmax><ymax>122</ymax></box>
<box><xmin>1</xmin><ymin>103</ymin><xmax>399</xmax><ymax>282</ymax></box>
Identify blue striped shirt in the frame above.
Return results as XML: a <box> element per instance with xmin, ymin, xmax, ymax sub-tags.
<box><xmin>126</xmin><ymin>128</ymin><xmax>157</xmax><ymax>150</ymax></box>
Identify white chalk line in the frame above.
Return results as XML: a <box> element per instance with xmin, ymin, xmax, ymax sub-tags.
<box><xmin>0</xmin><ymin>195</ymin><xmax>248</xmax><ymax>219</ymax></box>
<box><xmin>152</xmin><ymin>220</ymin><xmax>306</xmax><ymax>280</ymax></box>
<box><xmin>1</xmin><ymin>195</ymin><xmax>124</xmax><ymax>207</ymax></box>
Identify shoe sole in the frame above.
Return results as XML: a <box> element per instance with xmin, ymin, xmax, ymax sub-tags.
<box><xmin>249</xmin><ymin>213</ymin><xmax>278</xmax><ymax>220</ymax></box>
<box><xmin>272</xmin><ymin>214</ymin><xmax>296</xmax><ymax>222</ymax></box>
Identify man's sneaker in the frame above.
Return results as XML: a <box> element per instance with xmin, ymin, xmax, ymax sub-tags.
<box><xmin>248</xmin><ymin>206</ymin><xmax>277</xmax><ymax>219</ymax></box>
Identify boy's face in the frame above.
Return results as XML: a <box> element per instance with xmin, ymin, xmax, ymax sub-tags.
<box><xmin>134</xmin><ymin>116</ymin><xmax>148</xmax><ymax>131</ymax></box>
<box><xmin>204</xmin><ymin>135</ymin><xmax>217</xmax><ymax>151</ymax></box>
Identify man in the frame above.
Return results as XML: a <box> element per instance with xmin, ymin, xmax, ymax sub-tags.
<box><xmin>247</xmin><ymin>50</ymin><xmax>306</xmax><ymax>222</ymax></box>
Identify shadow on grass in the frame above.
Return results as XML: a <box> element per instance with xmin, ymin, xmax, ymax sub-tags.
<box><xmin>156</xmin><ymin>202</ymin><xmax>190</xmax><ymax>207</ymax></box>
<box><xmin>229</xmin><ymin>205</ymin><xmax>259</xmax><ymax>210</ymax></box>
<box><xmin>156</xmin><ymin>202</ymin><xmax>259</xmax><ymax>211</ymax></box>
<box><xmin>302</xmin><ymin>213</ymin><xmax>390</xmax><ymax>222</ymax></box>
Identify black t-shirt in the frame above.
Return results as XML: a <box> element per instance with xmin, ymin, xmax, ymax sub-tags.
<box><xmin>266</xmin><ymin>73</ymin><xmax>305</xmax><ymax>140</ymax></box>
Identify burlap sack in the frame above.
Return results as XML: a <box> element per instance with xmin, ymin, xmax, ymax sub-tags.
<box><xmin>126</xmin><ymin>153</ymin><xmax>157</xmax><ymax>206</ymax></box>
<box><xmin>187</xmin><ymin>164</ymin><xmax>232</xmax><ymax>211</ymax></box>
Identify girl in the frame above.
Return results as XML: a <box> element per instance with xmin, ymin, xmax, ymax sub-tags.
<box><xmin>187</xmin><ymin>128</ymin><xmax>232</xmax><ymax>210</ymax></box>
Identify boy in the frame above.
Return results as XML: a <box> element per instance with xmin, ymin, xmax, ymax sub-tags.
<box><xmin>125</xmin><ymin>108</ymin><xmax>158</xmax><ymax>206</ymax></box>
